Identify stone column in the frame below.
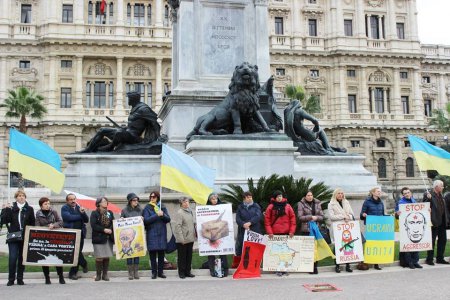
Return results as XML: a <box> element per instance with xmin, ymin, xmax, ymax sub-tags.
<box><xmin>338</xmin><ymin>67</ymin><xmax>348</xmax><ymax>117</ymax></box>
<box><xmin>409</xmin><ymin>0</ymin><xmax>418</xmax><ymax>41</ymax></box>
<box><xmin>292</xmin><ymin>0</ymin><xmax>301</xmax><ymax>47</ymax></box>
<box><xmin>366</xmin><ymin>15</ymin><xmax>371</xmax><ymax>38</ymax></box>
<box><xmin>47</xmin><ymin>56</ymin><xmax>57</xmax><ymax>112</ymax></box>
<box><xmin>155</xmin><ymin>58</ymin><xmax>163</xmax><ymax>110</ymax></box>
<box><xmin>412</xmin><ymin>69</ymin><xmax>424</xmax><ymax>121</ymax></box>
<box><xmin>74</xmin><ymin>56</ymin><xmax>84</xmax><ymax>111</ymax></box>
<box><xmin>74</xmin><ymin>0</ymin><xmax>84</xmax><ymax>25</ymax></box>
<box><xmin>254</xmin><ymin>0</ymin><xmax>270</xmax><ymax>81</ymax></box>
<box><xmin>0</xmin><ymin>56</ymin><xmax>7</xmax><ymax>103</ymax></box>
<box><xmin>387</xmin><ymin>0</ymin><xmax>397</xmax><ymax>40</ymax></box>
<box><xmin>356</xmin><ymin>0</ymin><xmax>366</xmax><ymax>38</ymax></box>
<box><xmin>330</xmin><ymin>0</ymin><xmax>337</xmax><ymax>37</ymax></box>
<box><xmin>336</xmin><ymin>0</ymin><xmax>344</xmax><ymax>37</ymax></box>
<box><xmin>90</xmin><ymin>82</ymin><xmax>95</xmax><ymax>108</ymax></box>
<box><xmin>115</xmin><ymin>56</ymin><xmax>124</xmax><ymax>110</ymax></box>
<box><xmin>439</xmin><ymin>73</ymin><xmax>447</xmax><ymax>110</ymax></box>
<box><xmin>75</xmin><ymin>136</ymin><xmax>82</xmax><ymax>152</ymax></box>
<box><xmin>378</xmin><ymin>15</ymin><xmax>383</xmax><ymax>39</ymax></box>
<box><xmin>155</xmin><ymin>0</ymin><xmax>163</xmax><ymax>27</ymax></box>
<box><xmin>370</xmin><ymin>87</ymin><xmax>375</xmax><ymax>113</ymax></box>
<box><xmin>392</xmin><ymin>68</ymin><xmax>401</xmax><ymax>115</ymax></box>
<box><xmin>48</xmin><ymin>0</ymin><xmax>58</xmax><ymax>23</ymax></box>
<box><xmin>383</xmin><ymin>88</ymin><xmax>388</xmax><ymax>113</ymax></box>
<box><xmin>0</xmin><ymin>0</ymin><xmax>9</xmax><ymax>23</ymax></box>
<box><xmin>117</xmin><ymin>0</ymin><xmax>124</xmax><ymax>25</ymax></box>
<box><xmin>359</xmin><ymin>66</ymin><xmax>370</xmax><ymax>116</ymax></box>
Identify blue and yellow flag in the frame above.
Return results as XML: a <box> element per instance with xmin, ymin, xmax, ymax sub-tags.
<box><xmin>408</xmin><ymin>134</ymin><xmax>450</xmax><ymax>176</ymax></box>
<box><xmin>160</xmin><ymin>144</ymin><xmax>216</xmax><ymax>205</ymax></box>
<box><xmin>9</xmin><ymin>128</ymin><xmax>65</xmax><ymax>193</ymax></box>
<box><xmin>309</xmin><ymin>221</ymin><xmax>335</xmax><ymax>262</ymax></box>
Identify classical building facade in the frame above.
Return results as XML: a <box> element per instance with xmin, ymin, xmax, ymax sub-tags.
<box><xmin>0</xmin><ymin>0</ymin><xmax>449</xmax><ymax>198</ymax></box>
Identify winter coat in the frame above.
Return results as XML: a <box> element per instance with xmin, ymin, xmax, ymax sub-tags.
<box><xmin>61</xmin><ymin>204</ymin><xmax>89</xmax><ymax>238</ymax></box>
<box><xmin>35</xmin><ymin>209</ymin><xmax>63</xmax><ymax>228</ymax></box>
<box><xmin>423</xmin><ymin>190</ymin><xmax>447</xmax><ymax>227</ymax></box>
<box><xmin>264</xmin><ymin>198</ymin><xmax>296</xmax><ymax>235</ymax></box>
<box><xmin>235</xmin><ymin>202</ymin><xmax>263</xmax><ymax>256</ymax></box>
<box><xmin>143</xmin><ymin>203</ymin><xmax>171</xmax><ymax>251</ymax></box>
<box><xmin>360</xmin><ymin>196</ymin><xmax>385</xmax><ymax>224</ymax></box>
<box><xmin>120</xmin><ymin>204</ymin><xmax>142</xmax><ymax>218</ymax></box>
<box><xmin>90</xmin><ymin>209</ymin><xmax>115</xmax><ymax>244</ymax></box>
<box><xmin>297</xmin><ymin>198</ymin><xmax>324</xmax><ymax>233</ymax></box>
<box><xmin>173</xmin><ymin>208</ymin><xmax>196</xmax><ymax>244</ymax></box>
<box><xmin>0</xmin><ymin>202</ymin><xmax>35</xmax><ymax>238</ymax></box>
<box><xmin>328</xmin><ymin>198</ymin><xmax>355</xmax><ymax>222</ymax></box>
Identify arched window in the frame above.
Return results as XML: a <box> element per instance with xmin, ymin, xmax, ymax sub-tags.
<box><xmin>378</xmin><ymin>158</ymin><xmax>387</xmax><ymax>178</ymax></box>
<box><xmin>405</xmin><ymin>157</ymin><xmax>414</xmax><ymax>177</ymax></box>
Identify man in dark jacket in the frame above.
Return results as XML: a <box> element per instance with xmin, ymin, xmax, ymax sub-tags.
<box><xmin>423</xmin><ymin>180</ymin><xmax>448</xmax><ymax>265</ymax></box>
<box><xmin>61</xmin><ymin>193</ymin><xmax>89</xmax><ymax>279</ymax></box>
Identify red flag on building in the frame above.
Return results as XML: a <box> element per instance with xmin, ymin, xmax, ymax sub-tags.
<box><xmin>232</xmin><ymin>241</ymin><xmax>266</xmax><ymax>279</ymax></box>
<box><xmin>100</xmin><ymin>0</ymin><xmax>107</xmax><ymax>14</ymax></box>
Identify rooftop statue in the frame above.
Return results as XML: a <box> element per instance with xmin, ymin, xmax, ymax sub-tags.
<box><xmin>79</xmin><ymin>91</ymin><xmax>166</xmax><ymax>154</ymax></box>
<box><xmin>186</xmin><ymin>62</ymin><xmax>283</xmax><ymax>139</ymax></box>
<box><xmin>284</xmin><ymin>100</ymin><xmax>347</xmax><ymax>155</ymax></box>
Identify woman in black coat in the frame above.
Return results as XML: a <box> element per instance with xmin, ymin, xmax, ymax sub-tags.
<box><xmin>90</xmin><ymin>196</ymin><xmax>115</xmax><ymax>281</ymax></box>
<box><xmin>0</xmin><ymin>190</ymin><xmax>35</xmax><ymax>286</ymax></box>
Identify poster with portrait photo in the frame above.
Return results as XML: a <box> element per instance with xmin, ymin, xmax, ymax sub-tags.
<box><xmin>399</xmin><ymin>202</ymin><xmax>432</xmax><ymax>252</ymax></box>
<box><xmin>196</xmin><ymin>203</ymin><xmax>235</xmax><ymax>256</ymax></box>
<box><xmin>113</xmin><ymin>216</ymin><xmax>147</xmax><ymax>260</ymax></box>
<box><xmin>23</xmin><ymin>226</ymin><xmax>80</xmax><ymax>266</ymax></box>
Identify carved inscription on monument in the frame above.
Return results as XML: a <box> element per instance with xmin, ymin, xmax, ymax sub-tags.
<box><xmin>202</xmin><ymin>7</ymin><xmax>244</xmax><ymax>75</ymax></box>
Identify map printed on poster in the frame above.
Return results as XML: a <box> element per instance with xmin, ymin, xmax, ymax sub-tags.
<box><xmin>196</xmin><ymin>203</ymin><xmax>235</xmax><ymax>256</ymax></box>
<box><xmin>332</xmin><ymin>221</ymin><xmax>364</xmax><ymax>264</ymax></box>
<box><xmin>23</xmin><ymin>226</ymin><xmax>80</xmax><ymax>266</ymax></box>
<box><xmin>399</xmin><ymin>202</ymin><xmax>432</xmax><ymax>252</ymax></box>
<box><xmin>113</xmin><ymin>216</ymin><xmax>147</xmax><ymax>260</ymax></box>
<box><xmin>263</xmin><ymin>235</ymin><xmax>315</xmax><ymax>273</ymax></box>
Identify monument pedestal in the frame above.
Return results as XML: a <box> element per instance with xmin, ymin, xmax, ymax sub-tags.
<box><xmin>185</xmin><ymin>133</ymin><xmax>297</xmax><ymax>188</ymax></box>
<box><xmin>64</xmin><ymin>154</ymin><xmax>161</xmax><ymax>196</ymax></box>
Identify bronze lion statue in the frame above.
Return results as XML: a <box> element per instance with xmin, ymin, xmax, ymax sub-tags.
<box><xmin>187</xmin><ymin>62</ymin><xmax>281</xmax><ymax>139</ymax></box>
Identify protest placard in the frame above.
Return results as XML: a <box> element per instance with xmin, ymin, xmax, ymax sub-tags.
<box><xmin>23</xmin><ymin>226</ymin><xmax>80</xmax><ymax>266</ymax></box>
<box><xmin>332</xmin><ymin>221</ymin><xmax>364</xmax><ymax>264</ymax></box>
<box><xmin>113</xmin><ymin>216</ymin><xmax>147</xmax><ymax>260</ymax></box>
<box><xmin>364</xmin><ymin>216</ymin><xmax>395</xmax><ymax>264</ymax></box>
<box><xmin>196</xmin><ymin>203</ymin><xmax>234</xmax><ymax>256</ymax></box>
<box><xmin>399</xmin><ymin>202</ymin><xmax>432</xmax><ymax>252</ymax></box>
<box><xmin>263</xmin><ymin>235</ymin><xmax>315</xmax><ymax>273</ymax></box>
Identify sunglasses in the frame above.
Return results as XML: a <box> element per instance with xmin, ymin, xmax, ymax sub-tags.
<box><xmin>150</xmin><ymin>195</ymin><xmax>157</xmax><ymax>198</ymax></box>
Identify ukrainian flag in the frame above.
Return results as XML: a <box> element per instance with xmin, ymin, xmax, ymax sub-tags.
<box><xmin>408</xmin><ymin>134</ymin><xmax>450</xmax><ymax>176</ymax></box>
<box><xmin>160</xmin><ymin>144</ymin><xmax>216</xmax><ymax>205</ymax></box>
<box><xmin>309</xmin><ymin>221</ymin><xmax>335</xmax><ymax>262</ymax></box>
<box><xmin>9</xmin><ymin>128</ymin><xmax>65</xmax><ymax>193</ymax></box>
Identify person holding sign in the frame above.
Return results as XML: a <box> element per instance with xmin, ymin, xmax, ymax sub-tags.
<box><xmin>423</xmin><ymin>180</ymin><xmax>448</xmax><ymax>265</ymax></box>
<box><xmin>264</xmin><ymin>190</ymin><xmax>297</xmax><ymax>276</ymax></box>
<box><xmin>143</xmin><ymin>191</ymin><xmax>171</xmax><ymax>279</ymax></box>
<box><xmin>360</xmin><ymin>187</ymin><xmax>385</xmax><ymax>270</ymax></box>
<box><xmin>395</xmin><ymin>187</ymin><xmax>423</xmax><ymax>269</ymax></box>
<box><xmin>328</xmin><ymin>188</ymin><xmax>355</xmax><ymax>273</ymax></box>
<box><xmin>90</xmin><ymin>197</ymin><xmax>115</xmax><ymax>281</ymax></box>
<box><xmin>120</xmin><ymin>192</ymin><xmax>143</xmax><ymax>280</ymax></box>
<box><xmin>174</xmin><ymin>197</ymin><xmax>196</xmax><ymax>279</ymax></box>
<box><xmin>298</xmin><ymin>190</ymin><xmax>324</xmax><ymax>274</ymax></box>
<box><xmin>35</xmin><ymin>197</ymin><xmax>65</xmax><ymax>284</ymax></box>
<box><xmin>1</xmin><ymin>190</ymin><xmax>35</xmax><ymax>286</ymax></box>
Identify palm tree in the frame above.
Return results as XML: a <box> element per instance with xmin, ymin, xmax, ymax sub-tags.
<box><xmin>429</xmin><ymin>102</ymin><xmax>450</xmax><ymax>133</ymax></box>
<box><xmin>0</xmin><ymin>87</ymin><xmax>47</xmax><ymax>133</ymax></box>
<box><xmin>285</xmin><ymin>84</ymin><xmax>321</xmax><ymax>114</ymax></box>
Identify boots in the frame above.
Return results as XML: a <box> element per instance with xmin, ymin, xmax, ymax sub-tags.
<box><xmin>345</xmin><ymin>263</ymin><xmax>353</xmax><ymax>273</ymax></box>
<box><xmin>43</xmin><ymin>267</ymin><xmax>51</xmax><ymax>284</ymax></box>
<box><xmin>95</xmin><ymin>260</ymin><xmax>103</xmax><ymax>281</ymax></box>
<box><xmin>335</xmin><ymin>264</ymin><xmax>341</xmax><ymax>273</ymax></box>
<box><xmin>44</xmin><ymin>274</ymin><xmax>51</xmax><ymax>284</ymax></box>
<box><xmin>133</xmin><ymin>264</ymin><xmax>140</xmax><ymax>280</ymax></box>
<box><xmin>56</xmin><ymin>267</ymin><xmax>65</xmax><ymax>284</ymax></box>
<box><xmin>127</xmin><ymin>265</ymin><xmax>134</xmax><ymax>280</ymax></box>
<box><xmin>231</xmin><ymin>256</ymin><xmax>241</xmax><ymax>268</ymax></box>
<box><xmin>102</xmin><ymin>258</ymin><xmax>110</xmax><ymax>281</ymax></box>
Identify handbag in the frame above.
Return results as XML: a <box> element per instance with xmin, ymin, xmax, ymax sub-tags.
<box><xmin>165</xmin><ymin>223</ymin><xmax>177</xmax><ymax>254</ymax></box>
<box><xmin>6</xmin><ymin>231</ymin><xmax>23</xmax><ymax>243</ymax></box>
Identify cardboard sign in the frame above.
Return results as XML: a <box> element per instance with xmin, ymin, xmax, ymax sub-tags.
<box><xmin>113</xmin><ymin>216</ymin><xmax>147</xmax><ymax>260</ymax></box>
<box><xmin>364</xmin><ymin>216</ymin><xmax>395</xmax><ymax>264</ymax></box>
<box><xmin>399</xmin><ymin>202</ymin><xmax>432</xmax><ymax>252</ymax></box>
<box><xmin>332</xmin><ymin>221</ymin><xmax>364</xmax><ymax>264</ymax></box>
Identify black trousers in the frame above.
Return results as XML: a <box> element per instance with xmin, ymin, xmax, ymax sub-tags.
<box><xmin>207</xmin><ymin>255</ymin><xmax>229</xmax><ymax>274</ymax></box>
<box><xmin>42</xmin><ymin>266</ymin><xmax>63</xmax><ymax>277</ymax></box>
<box><xmin>149</xmin><ymin>250</ymin><xmax>165</xmax><ymax>275</ymax></box>
<box><xmin>177</xmin><ymin>242</ymin><xmax>193</xmax><ymax>276</ymax></box>
<box><xmin>427</xmin><ymin>224</ymin><xmax>447</xmax><ymax>261</ymax></box>
<box><xmin>69</xmin><ymin>237</ymin><xmax>86</xmax><ymax>276</ymax></box>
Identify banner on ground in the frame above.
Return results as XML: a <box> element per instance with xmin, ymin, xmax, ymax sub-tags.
<box><xmin>332</xmin><ymin>221</ymin><xmax>364</xmax><ymax>264</ymax></box>
<box><xmin>196</xmin><ymin>203</ymin><xmax>235</xmax><ymax>256</ymax></box>
<box><xmin>399</xmin><ymin>202</ymin><xmax>432</xmax><ymax>252</ymax></box>
<box><xmin>263</xmin><ymin>235</ymin><xmax>315</xmax><ymax>273</ymax></box>
<box><xmin>113</xmin><ymin>216</ymin><xmax>147</xmax><ymax>260</ymax></box>
<box><xmin>233</xmin><ymin>230</ymin><xmax>267</xmax><ymax>279</ymax></box>
<box><xmin>22</xmin><ymin>226</ymin><xmax>80</xmax><ymax>266</ymax></box>
<box><xmin>364</xmin><ymin>216</ymin><xmax>395</xmax><ymax>264</ymax></box>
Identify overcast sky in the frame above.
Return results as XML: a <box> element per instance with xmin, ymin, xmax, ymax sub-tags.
<box><xmin>417</xmin><ymin>0</ymin><xmax>450</xmax><ymax>45</ymax></box>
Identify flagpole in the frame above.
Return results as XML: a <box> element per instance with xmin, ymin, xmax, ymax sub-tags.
<box><xmin>418</xmin><ymin>169</ymin><xmax>430</xmax><ymax>193</ymax></box>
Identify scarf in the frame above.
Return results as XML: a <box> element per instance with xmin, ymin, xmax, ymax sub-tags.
<box><xmin>16</xmin><ymin>202</ymin><xmax>26</xmax><ymax>230</ymax></box>
<box><xmin>271</xmin><ymin>199</ymin><xmax>287</xmax><ymax>217</ymax></box>
<box><xmin>149</xmin><ymin>202</ymin><xmax>160</xmax><ymax>213</ymax></box>
<box><xmin>98</xmin><ymin>208</ymin><xmax>111</xmax><ymax>227</ymax></box>
<box><xmin>243</xmin><ymin>201</ymin><xmax>254</xmax><ymax>209</ymax></box>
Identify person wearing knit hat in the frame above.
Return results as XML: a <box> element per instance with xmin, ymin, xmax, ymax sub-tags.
<box><xmin>264</xmin><ymin>190</ymin><xmax>297</xmax><ymax>277</ymax></box>
<box><xmin>120</xmin><ymin>192</ymin><xmax>143</xmax><ymax>280</ymax></box>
